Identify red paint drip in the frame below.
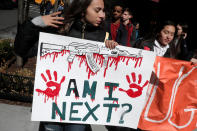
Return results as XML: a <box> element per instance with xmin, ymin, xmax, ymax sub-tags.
<box><xmin>78</xmin><ymin>55</ymin><xmax>86</xmax><ymax>67</ymax></box>
<box><xmin>113</xmin><ymin>100</ymin><xmax>119</xmax><ymax>111</ymax></box>
<box><xmin>41</xmin><ymin>50</ymin><xmax>70</xmax><ymax>61</ymax></box>
<box><xmin>37</xmin><ymin>90</ymin><xmax>58</xmax><ymax>104</ymax></box>
<box><xmin>89</xmin><ymin>94</ymin><xmax>95</xmax><ymax>102</ymax></box>
<box><xmin>75</xmin><ymin>96</ymin><xmax>79</xmax><ymax>100</ymax></box>
<box><xmin>36</xmin><ymin>79</ymin><xmax>64</xmax><ymax>104</ymax></box>
<box><xmin>104</xmin><ymin>86</ymin><xmax>117</xmax><ymax>94</ymax></box>
<box><xmin>68</xmin><ymin>62</ymin><xmax>73</xmax><ymax>72</ymax></box>
<box><xmin>113</xmin><ymin>86</ymin><xmax>118</xmax><ymax>91</ymax></box>
<box><xmin>105</xmin><ymin>86</ymin><xmax>110</xmax><ymax>94</ymax></box>
<box><xmin>40</xmin><ymin>50</ymin><xmax>143</xmax><ymax>78</ymax></box>
<box><xmin>55</xmin><ymin>110</ymin><xmax>63</xmax><ymax>122</ymax></box>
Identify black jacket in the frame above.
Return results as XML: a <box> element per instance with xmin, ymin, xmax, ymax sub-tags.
<box><xmin>14</xmin><ymin>20</ymin><xmax>106</xmax><ymax>58</ymax></box>
<box><xmin>68</xmin><ymin>20</ymin><xmax>106</xmax><ymax>42</ymax></box>
<box><xmin>137</xmin><ymin>39</ymin><xmax>171</xmax><ymax>58</ymax></box>
<box><xmin>171</xmin><ymin>37</ymin><xmax>192</xmax><ymax>61</ymax></box>
<box><xmin>105</xmin><ymin>21</ymin><xmax>136</xmax><ymax>47</ymax></box>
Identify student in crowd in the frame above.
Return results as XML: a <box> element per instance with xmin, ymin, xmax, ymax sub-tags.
<box><xmin>171</xmin><ymin>22</ymin><xmax>191</xmax><ymax>60</ymax></box>
<box><xmin>106</xmin><ymin>20</ymin><xmax>177</xmax><ymax>58</ymax></box>
<box><xmin>105</xmin><ymin>7</ymin><xmax>141</xmax><ymax>131</ymax></box>
<box><xmin>106</xmin><ymin>6</ymin><xmax>137</xmax><ymax>47</ymax></box>
<box><xmin>133</xmin><ymin>21</ymin><xmax>140</xmax><ymax>40</ymax></box>
<box><xmin>14</xmin><ymin>0</ymin><xmax>118</xmax><ymax>64</ymax></box>
<box><xmin>14</xmin><ymin>0</ymin><xmax>117</xmax><ymax>130</ymax></box>
<box><xmin>132</xmin><ymin>21</ymin><xmax>143</xmax><ymax>48</ymax></box>
<box><xmin>105</xmin><ymin>3</ymin><xmax>124</xmax><ymax>43</ymax></box>
<box><xmin>135</xmin><ymin>20</ymin><xmax>177</xmax><ymax>57</ymax></box>
<box><xmin>120</xmin><ymin>8</ymin><xmax>136</xmax><ymax>47</ymax></box>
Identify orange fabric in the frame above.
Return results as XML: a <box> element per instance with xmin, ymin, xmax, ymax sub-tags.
<box><xmin>35</xmin><ymin>0</ymin><xmax>56</xmax><ymax>5</ymax></box>
<box><xmin>138</xmin><ymin>56</ymin><xmax>197</xmax><ymax>131</ymax></box>
<box><xmin>35</xmin><ymin>0</ymin><xmax>42</xmax><ymax>4</ymax></box>
<box><xmin>50</xmin><ymin>0</ymin><xmax>55</xmax><ymax>5</ymax></box>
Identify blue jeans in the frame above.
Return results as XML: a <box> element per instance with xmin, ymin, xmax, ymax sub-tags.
<box><xmin>105</xmin><ymin>126</ymin><xmax>142</xmax><ymax>131</ymax></box>
<box><xmin>40</xmin><ymin>122</ymin><xmax>92</xmax><ymax>131</ymax></box>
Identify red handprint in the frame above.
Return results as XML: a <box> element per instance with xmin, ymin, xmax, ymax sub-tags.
<box><xmin>119</xmin><ymin>72</ymin><xmax>149</xmax><ymax>98</ymax></box>
<box><xmin>36</xmin><ymin>69</ymin><xmax>65</xmax><ymax>99</ymax></box>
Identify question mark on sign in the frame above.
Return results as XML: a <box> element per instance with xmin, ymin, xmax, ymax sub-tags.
<box><xmin>119</xmin><ymin>104</ymin><xmax>132</xmax><ymax>124</ymax></box>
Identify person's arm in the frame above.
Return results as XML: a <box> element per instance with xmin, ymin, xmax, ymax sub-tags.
<box><xmin>14</xmin><ymin>20</ymin><xmax>42</xmax><ymax>58</ymax></box>
<box><xmin>104</xmin><ymin>31</ymin><xmax>118</xmax><ymax>49</ymax></box>
<box><xmin>180</xmin><ymin>38</ymin><xmax>191</xmax><ymax>60</ymax></box>
<box><xmin>39</xmin><ymin>12</ymin><xmax>64</xmax><ymax>28</ymax></box>
<box><xmin>105</xmin><ymin>40</ymin><xmax>118</xmax><ymax>49</ymax></box>
<box><xmin>14</xmin><ymin>12</ymin><xmax>64</xmax><ymax>58</ymax></box>
<box><xmin>190</xmin><ymin>58</ymin><xmax>197</xmax><ymax>64</ymax></box>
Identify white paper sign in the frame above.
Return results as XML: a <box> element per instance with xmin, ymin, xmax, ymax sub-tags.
<box><xmin>31</xmin><ymin>32</ymin><xmax>156</xmax><ymax>129</ymax></box>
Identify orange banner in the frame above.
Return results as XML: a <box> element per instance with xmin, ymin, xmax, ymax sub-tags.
<box><xmin>139</xmin><ymin>56</ymin><xmax>197</xmax><ymax>131</ymax></box>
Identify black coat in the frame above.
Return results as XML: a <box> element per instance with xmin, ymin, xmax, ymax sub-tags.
<box><xmin>137</xmin><ymin>39</ymin><xmax>171</xmax><ymax>58</ymax></box>
<box><xmin>105</xmin><ymin>21</ymin><xmax>136</xmax><ymax>47</ymax></box>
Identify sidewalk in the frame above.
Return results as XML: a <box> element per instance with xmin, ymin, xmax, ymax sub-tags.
<box><xmin>0</xmin><ymin>102</ymin><xmax>39</xmax><ymax>131</ymax></box>
<box><xmin>1</xmin><ymin>101</ymin><xmax>196</xmax><ymax>131</ymax></box>
<box><xmin>0</xmin><ymin>101</ymin><xmax>107</xmax><ymax>131</ymax></box>
<box><xmin>0</xmin><ymin>9</ymin><xmax>17</xmax><ymax>40</ymax></box>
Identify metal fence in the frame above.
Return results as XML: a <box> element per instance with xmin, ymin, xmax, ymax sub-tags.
<box><xmin>5</xmin><ymin>0</ymin><xmax>63</xmax><ymax>102</ymax></box>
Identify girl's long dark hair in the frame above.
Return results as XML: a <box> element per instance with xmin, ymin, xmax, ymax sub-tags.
<box><xmin>144</xmin><ymin>20</ymin><xmax>176</xmax><ymax>40</ymax></box>
<box><xmin>60</xmin><ymin>0</ymin><xmax>93</xmax><ymax>34</ymax></box>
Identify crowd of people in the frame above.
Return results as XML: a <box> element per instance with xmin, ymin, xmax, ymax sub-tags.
<box><xmin>15</xmin><ymin>0</ymin><xmax>196</xmax><ymax>64</ymax></box>
<box><xmin>13</xmin><ymin>0</ymin><xmax>196</xmax><ymax>131</ymax></box>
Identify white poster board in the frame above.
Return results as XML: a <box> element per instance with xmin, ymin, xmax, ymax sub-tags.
<box><xmin>31</xmin><ymin>32</ymin><xmax>156</xmax><ymax>129</ymax></box>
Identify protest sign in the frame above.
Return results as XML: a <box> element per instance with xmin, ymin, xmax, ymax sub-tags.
<box><xmin>31</xmin><ymin>32</ymin><xmax>156</xmax><ymax>129</ymax></box>
<box><xmin>139</xmin><ymin>56</ymin><xmax>197</xmax><ymax>131</ymax></box>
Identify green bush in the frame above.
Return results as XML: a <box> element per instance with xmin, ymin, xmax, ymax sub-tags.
<box><xmin>0</xmin><ymin>39</ymin><xmax>14</xmax><ymax>65</ymax></box>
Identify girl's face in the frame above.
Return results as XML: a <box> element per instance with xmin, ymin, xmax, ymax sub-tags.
<box><xmin>84</xmin><ymin>0</ymin><xmax>105</xmax><ymax>26</ymax></box>
<box><xmin>158</xmin><ymin>25</ymin><xmax>175</xmax><ymax>46</ymax></box>
<box><xmin>177</xmin><ymin>24</ymin><xmax>183</xmax><ymax>36</ymax></box>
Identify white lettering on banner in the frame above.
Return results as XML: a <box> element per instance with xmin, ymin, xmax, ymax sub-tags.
<box><xmin>168</xmin><ymin>66</ymin><xmax>197</xmax><ymax>129</ymax></box>
<box><xmin>144</xmin><ymin>64</ymin><xmax>197</xmax><ymax>129</ymax></box>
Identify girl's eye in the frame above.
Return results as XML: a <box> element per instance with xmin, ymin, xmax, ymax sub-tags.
<box><xmin>95</xmin><ymin>9</ymin><xmax>99</xmax><ymax>13</ymax></box>
<box><xmin>95</xmin><ymin>8</ymin><xmax>101</xmax><ymax>13</ymax></box>
<box><xmin>163</xmin><ymin>30</ymin><xmax>169</xmax><ymax>34</ymax></box>
<box><xmin>170</xmin><ymin>33</ymin><xmax>175</xmax><ymax>37</ymax></box>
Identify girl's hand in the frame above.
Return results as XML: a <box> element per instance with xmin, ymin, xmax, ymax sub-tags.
<box><xmin>41</xmin><ymin>11</ymin><xmax>64</xmax><ymax>28</ymax></box>
<box><xmin>191</xmin><ymin>58</ymin><xmax>197</xmax><ymax>65</ymax></box>
<box><xmin>105</xmin><ymin>40</ymin><xmax>118</xmax><ymax>49</ymax></box>
<box><xmin>181</xmin><ymin>33</ymin><xmax>187</xmax><ymax>39</ymax></box>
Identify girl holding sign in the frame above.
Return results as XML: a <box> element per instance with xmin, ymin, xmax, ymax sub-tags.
<box><xmin>14</xmin><ymin>0</ymin><xmax>118</xmax><ymax>131</ymax></box>
<box><xmin>14</xmin><ymin>0</ymin><xmax>118</xmax><ymax>64</ymax></box>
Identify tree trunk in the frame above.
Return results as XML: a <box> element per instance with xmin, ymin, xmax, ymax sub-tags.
<box><xmin>18</xmin><ymin>0</ymin><xmax>24</xmax><ymax>24</ymax></box>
